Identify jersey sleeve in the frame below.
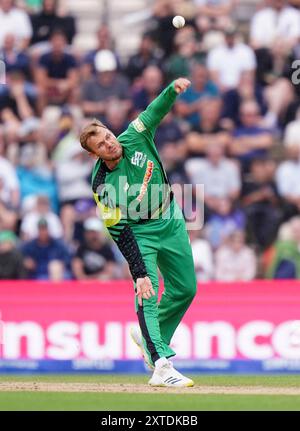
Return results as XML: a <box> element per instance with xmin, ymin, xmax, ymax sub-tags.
<box><xmin>134</xmin><ymin>81</ymin><xmax>178</xmax><ymax>135</ymax></box>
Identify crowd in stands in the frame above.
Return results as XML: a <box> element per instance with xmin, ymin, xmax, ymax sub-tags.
<box><xmin>1</xmin><ymin>0</ymin><xmax>300</xmax><ymax>281</ymax></box>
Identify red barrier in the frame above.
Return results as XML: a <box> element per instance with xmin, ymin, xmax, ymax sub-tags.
<box><xmin>0</xmin><ymin>280</ymin><xmax>299</xmax><ymax>360</ymax></box>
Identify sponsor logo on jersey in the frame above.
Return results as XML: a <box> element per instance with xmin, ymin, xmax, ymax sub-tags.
<box><xmin>137</xmin><ymin>160</ymin><xmax>154</xmax><ymax>202</ymax></box>
<box><xmin>131</xmin><ymin>151</ymin><xmax>147</xmax><ymax>168</ymax></box>
<box><xmin>132</xmin><ymin>117</ymin><xmax>146</xmax><ymax>133</ymax></box>
<box><xmin>93</xmin><ymin>193</ymin><xmax>122</xmax><ymax>227</ymax></box>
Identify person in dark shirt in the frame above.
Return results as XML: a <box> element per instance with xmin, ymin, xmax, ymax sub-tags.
<box><xmin>22</xmin><ymin>218</ymin><xmax>71</xmax><ymax>280</ymax></box>
<box><xmin>241</xmin><ymin>157</ymin><xmax>282</xmax><ymax>249</ymax></box>
<box><xmin>30</xmin><ymin>0</ymin><xmax>76</xmax><ymax>45</ymax></box>
<box><xmin>72</xmin><ymin>217</ymin><xmax>117</xmax><ymax>280</ymax></box>
<box><xmin>131</xmin><ymin>65</ymin><xmax>163</xmax><ymax>115</ymax></box>
<box><xmin>126</xmin><ymin>33</ymin><xmax>162</xmax><ymax>83</ymax></box>
<box><xmin>0</xmin><ymin>231</ymin><xmax>26</xmax><ymax>279</ymax></box>
<box><xmin>35</xmin><ymin>29</ymin><xmax>78</xmax><ymax>107</ymax></box>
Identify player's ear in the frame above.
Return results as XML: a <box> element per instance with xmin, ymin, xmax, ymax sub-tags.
<box><xmin>88</xmin><ymin>152</ymin><xmax>98</xmax><ymax>160</ymax></box>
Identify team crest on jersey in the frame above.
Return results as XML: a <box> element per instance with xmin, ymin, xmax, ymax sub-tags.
<box><xmin>131</xmin><ymin>151</ymin><xmax>147</xmax><ymax>168</ymax></box>
<box><xmin>132</xmin><ymin>117</ymin><xmax>146</xmax><ymax>133</ymax></box>
<box><xmin>137</xmin><ymin>160</ymin><xmax>154</xmax><ymax>202</ymax></box>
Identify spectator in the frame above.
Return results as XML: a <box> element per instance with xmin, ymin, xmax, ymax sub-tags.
<box><xmin>35</xmin><ymin>29</ymin><xmax>78</xmax><ymax>107</ymax></box>
<box><xmin>30</xmin><ymin>0</ymin><xmax>76</xmax><ymax>46</ymax></box>
<box><xmin>189</xmin><ymin>229</ymin><xmax>214</xmax><ymax>281</ymax></box>
<box><xmin>22</xmin><ymin>217</ymin><xmax>71</xmax><ymax>280</ymax></box>
<box><xmin>230</xmin><ymin>100</ymin><xmax>274</xmax><ymax>172</ymax></box>
<box><xmin>0</xmin><ymin>70</ymin><xmax>39</xmax><ymax>147</ymax></box>
<box><xmin>283</xmin><ymin>107</ymin><xmax>300</xmax><ymax>150</ymax></box>
<box><xmin>81</xmin><ymin>49</ymin><xmax>131</xmax><ymax>122</ymax></box>
<box><xmin>72</xmin><ymin>217</ymin><xmax>117</xmax><ymax>280</ymax></box>
<box><xmin>166</xmin><ymin>26</ymin><xmax>204</xmax><ymax>81</ymax></box>
<box><xmin>241</xmin><ymin>157</ymin><xmax>282</xmax><ymax>249</ymax></box>
<box><xmin>215</xmin><ymin>230</ymin><xmax>257</xmax><ymax>281</ymax></box>
<box><xmin>175</xmin><ymin>62</ymin><xmax>219</xmax><ymax>128</ymax></box>
<box><xmin>266</xmin><ymin>217</ymin><xmax>300</xmax><ymax>279</ymax></box>
<box><xmin>106</xmin><ymin>102</ymin><xmax>129</xmax><ymax>137</ymax></box>
<box><xmin>0</xmin><ymin>33</ymin><xmax>31</xmax><ymax>79</ymax></box>
<box><xmin>51</xmin><ymin>105</ymin><xmax>80</xmax><ymax>162</ymax></box>
<box><xmin>194</xmin><ymin>0</ymin><xmax>236</xmax><ymax>33</ymax></box>
<box><xmin>20</xmin><ymin>194</ymin><xmax>63</xmax><ymax>240</ymax></box>
<box><xmin>132</xmin><ymin>65</ymin><xmax>163</xmax><ymax>114</ymax></box>
<box><xmin>207</xmin><ymin>25</ymin><xmax>256</xmax><ymax>92</ymax></box>
<box><xmin>0</xmin><ymin>0</ymin><xmax>33</xmax><ymax>49</ymax></box>
<box><xmin>0</xmin><ymin>154</ymin><xmax>19</xmax><ymax>209</ymax></box>
<box><xmin>151</xmin><ymin>0</ymin><xmax>176</xmax><ymax>58</ymax></box>
<box><xmin>276</xmin><ymin>145</ymin><xmax>300</xmax><ymax>218</ymax></box>
<box><xmin>185</xmin><ymin>142</ymin><xmax>241</xmax><ymax>218</ymax></box>
<box><xmin>222</xmin><ymin>71</ymin><xmax>267</xmax><ymax>127</ymax></box>
<box><xmin>250</xmin><ymin>0</ymin><xmax>300</xmax><ymax>51</ymax></box>
<box><xmin>82</xmin><ymin>25</ymin><xmax>118</xmax><ymax>80</ymax></box>
<box><xmin>17</xmin><ymin>143</ymin><xmax>59</xmax><ymax>212</ymax></box>
<box><xmin>185</xmin><ymin>98</ymin><xmax>231</xmax><ymax>157</ymax></box>
<box><xmin>55</xmin><ymin>144</ymin><xmax>93</xmax><ymax>243</ymax></box>
<box><xmin>0</xmin><ymin>230</ymin><xmax>26</xmax><ymax>279</ymax></box>
<box><xmin>126</xmin><ymin>33</ymin><xmax>162</xmax><ymax>83</ymax></box>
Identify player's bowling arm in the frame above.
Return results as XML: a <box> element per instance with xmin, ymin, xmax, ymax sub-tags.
<box><xmin>138</xmin><ymin>78</ymin><xmax>191</xmax><ymax>131</ymax></box>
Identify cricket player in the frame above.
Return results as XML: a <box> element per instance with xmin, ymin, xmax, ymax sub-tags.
<box><xmin>80</xmin><ymin>78</ymin><xmax>197</xmax><ymax>387</ymax></box>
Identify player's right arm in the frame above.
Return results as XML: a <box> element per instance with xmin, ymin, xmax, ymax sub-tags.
<box><xmin>136</xmin><ymin>78</ymin><xmax>191</xmax><ymax>133</ymax></box>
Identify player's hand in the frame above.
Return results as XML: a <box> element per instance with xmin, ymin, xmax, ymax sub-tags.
<box><xmin>136</xmin><ymin>276</ymin><xmax>155</xmax><ymax>306</ymax></box>
<box><xmin>174</xmin><ymin>78</ymin><xmax>191</xmax><ymax>94</ymax></box>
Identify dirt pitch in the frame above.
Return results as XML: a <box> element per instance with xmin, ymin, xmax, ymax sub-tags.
<box><xmin>1</xmin><ymin>382</ymin><xmax>300</xmax><ymax>395</ymax></box>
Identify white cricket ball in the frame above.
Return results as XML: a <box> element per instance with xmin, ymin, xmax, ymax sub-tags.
<box><xmin>172</xmin><ymin>15</ymin><xmax>185</xmax><ymax>29</ymax></box>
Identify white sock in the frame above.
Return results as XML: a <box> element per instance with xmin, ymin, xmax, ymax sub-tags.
<box><xmin>155</xmin><ymin>357</ymin><xmax>169</xmax><ymax>368</ymax></box>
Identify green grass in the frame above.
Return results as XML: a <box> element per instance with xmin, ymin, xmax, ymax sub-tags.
<box><xmin>0</xmin><ymin>374</ymin><xmax>299</xmax><ymax>411</ymax></box>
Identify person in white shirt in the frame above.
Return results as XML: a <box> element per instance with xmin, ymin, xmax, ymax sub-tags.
<box><xmin>215</xmin><ymin>230</ymin><xmax>257</xmax><ymax>281</ymax></box>
<box><xmin>250</xmin><ymin>0</ymin><xmax>300</xmax><ymax>50</ymax></box>
<box><xmin>207</xmin><ymin>25</ymin><xmax>256</xmax><ymax>91</ymax></box>
<box><xmin>0</xmin><ymin>0</ymin><xmax>32</xmax><ymax>50</ymax></box>
<box><xmin>0</xmin><ymin>155</ymin><xmax>19</xmax><ymax>208</ymax></box>
<box><xmin>20</xmin><ymin>194</ymin><xmax>63</xmax><ymax>241</ymax></box>
<box><xmin>185</xmin><ymin>141</ymin><xmax>241</xmax><ymax>215</ymax></box>
<box><xmin>194</xmin><ymin>0</ymin><xmax>236</xmax><ymax>33</ymax></box>
<box><xmin>276</xmin><ymin>146</ymin><xmax>300</xmax><ymax>212</ymax></box>
<box><xmin>189</xmin><ymin>229</ymin><xmax>214</xmax><ymax>281</ymax></box>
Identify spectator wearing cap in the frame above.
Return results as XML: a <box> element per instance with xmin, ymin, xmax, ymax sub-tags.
<box><xmin>207</xmin><ymin>25</ymin><xmax>256</xmax><ymax>92</ymax></box>
<box><xmin>0</xmin><ymin>230</ymin><xmax>26</xmax><ymax>279</ymax></box>
<box><xmin>175</xmin><ymin>62</ymin><xmax>219</xmax><ymax>128</ymax></box>
<box><xmin>35</xmin><ymin>29</ymin><xmax>78</xmax><ymax>109</ymax></box>
<box><xmin>215</xmin><ymin>230</ymin><xmax>257</xmax><ymax>281</ymax></box>
<box><xmin>20</xmin><ymin>194</ymin><xmax>63</xmax><ymax>241</ymax></box>
<box><xmin>81</xmin><ymin>24</ymin><xmax>119</xmax><ymax>80</ymax></box>
<box><xmin>72</xmin><ymin>217</ymin><xmax>118</xmax><ymax>280</ymax></box>
<box><xmin>81</xmin><ymin>49</ymin><xmax>131</xmax><ymax>122</ymax></box>
<box><xmin>0</xmin><ymin>0</ymin><xmax>33</xmax><ymax>50</ymax></box>
<box><xmin>22</xmin><ymin>217</ymin><xmax>71</xmax><ymax>280</ymax></box>
<box><xmin>230</xmin><ymin>100</ymin><xmax>274</xmax><ymax>173</ymax></box>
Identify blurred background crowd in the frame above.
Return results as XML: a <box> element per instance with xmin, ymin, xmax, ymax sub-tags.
<box><xmin>1</xmin><ymin>0</ymin><xmax>300</xmax><ymax>282</ymax></box>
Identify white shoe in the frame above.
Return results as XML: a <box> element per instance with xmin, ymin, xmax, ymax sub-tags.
<box><xmin>130</xmin><ymin>327</ymin><xmax>154</xmax><ymax>370</ymax></box>
<box><xmin>148</xmin><ymin>361</ymin><xmax>194</xmax><ymax>387</ymax></box>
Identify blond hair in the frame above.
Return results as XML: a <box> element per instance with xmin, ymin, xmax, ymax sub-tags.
<box><xmin>79</xmin><ymin>119</ymin><xmax>107</xmax><ymax>152</ymax></box>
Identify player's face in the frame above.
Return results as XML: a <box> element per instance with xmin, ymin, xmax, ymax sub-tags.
<box><xmin>87</xmin><ymin>128</ymin><xmax>122</xmax><ymax>161</ymax></box>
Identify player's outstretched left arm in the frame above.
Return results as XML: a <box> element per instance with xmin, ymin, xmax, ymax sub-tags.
<box><xmin>137</xmin><ymin>78</ymin><xmax>191</xmax><ymax>133</ymax></box>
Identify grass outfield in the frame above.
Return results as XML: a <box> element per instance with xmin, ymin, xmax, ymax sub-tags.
<box><xmin>0</xmin><ymin>374</ymin><xmax>299</xmax><ymax>411</ymax></box>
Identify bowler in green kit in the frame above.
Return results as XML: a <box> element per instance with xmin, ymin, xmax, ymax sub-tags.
<box><xmin>80</xmin><ymin>78</ymin><xmax>196</xmax><ymax>387</ymax></box>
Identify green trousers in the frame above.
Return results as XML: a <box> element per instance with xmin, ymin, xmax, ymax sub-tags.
<box><xmin>132</xmin><ymin>199</ymin><xmax>197</xmax><ymax>366</ymax></box>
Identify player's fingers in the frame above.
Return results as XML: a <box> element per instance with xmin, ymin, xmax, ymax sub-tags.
<box><xmin>150</xmin><ymin>287</ymin><xmax>155</xmax><ymax>296</ymax></box>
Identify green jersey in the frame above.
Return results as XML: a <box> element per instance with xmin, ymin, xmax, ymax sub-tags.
<box><xmin>91</xmin><ymin>82</ymin><xmax>178</xmax><ymax>244</ymax></box>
